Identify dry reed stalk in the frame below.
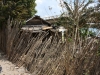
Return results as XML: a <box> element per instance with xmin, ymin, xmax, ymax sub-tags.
<box><xmin>1</xmin><ymin>18</ymin><xmax>100</xmax><ymax>75</ymax></box>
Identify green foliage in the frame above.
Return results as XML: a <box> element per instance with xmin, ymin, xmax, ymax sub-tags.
<box><xmin>80</xmin><ymin>28</ymin><xmax>96</xmax><ymax>38</ymax></box>
<box><xmin>0</xmin><ymin>0</ymin><xmax>37</xmax><ymax>28</ymax></box>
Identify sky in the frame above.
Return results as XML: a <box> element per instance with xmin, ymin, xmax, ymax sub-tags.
<box><xmin>35</xmin><ymin>0</ymin><xmax>98</xmax><ymax>18</ymax></box>
<box><xmin>35</xmin><ymin>0</ymin><xmax>63</xmax><ymax>18</ymax></box>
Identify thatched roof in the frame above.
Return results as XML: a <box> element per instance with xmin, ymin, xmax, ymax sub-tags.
<box><xmin>26</xmin><ymin>15</ymin><xmax>51</xmax><ymax>26</ymax></box>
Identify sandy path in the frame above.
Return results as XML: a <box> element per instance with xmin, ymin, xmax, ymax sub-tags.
<box><xmin>0</xmin><ymin>51</ymin><xmax>31</xmax><ymax>75</ymax></box>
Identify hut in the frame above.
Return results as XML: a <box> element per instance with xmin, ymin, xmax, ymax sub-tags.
<box><xmin>21</xmin><ymin>15</ymin><xmax>52</xmax><ymax>33</ymax></box>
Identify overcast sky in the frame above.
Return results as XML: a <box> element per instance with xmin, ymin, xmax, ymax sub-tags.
<box><xmin>35</xmin><ymin>0</ymin><xmax>98</xmax><ymax>18</ymax></box>
<box><xmin>35</xmin><ymin>0</ymin><xmax>63</xmax><ymax>18</ymax></box>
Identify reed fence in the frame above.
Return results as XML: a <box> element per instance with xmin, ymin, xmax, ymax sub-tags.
<box><xmin>0</xmin><ymin>19</ymin><xmax>100</xmax><ymax>75</ymax></box>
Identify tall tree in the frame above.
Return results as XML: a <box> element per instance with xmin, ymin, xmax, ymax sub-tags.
<box><xmin>56</xmin><ymin>0</ymin><xmax>94</xmax><ymax>28</ymax></box>
<box><xmin>0</xmin><ymin>0</ymin><xmax>37</xmax><ymax>28</ymax></box>
<box><xmin>63</xmin><ymin>0</ymin><xmax>94</xmax><ymax>27</ymax></box>
<box><xmin>56</xmin><ymin>0</ymin><xmax>96</xmax><ymax>38</ymax></box>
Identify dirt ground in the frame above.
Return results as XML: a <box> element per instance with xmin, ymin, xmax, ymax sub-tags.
<box><xmin>0</xmin><ymin>51</ymin><xmax>31</xmax><ymax>75</ymax></box>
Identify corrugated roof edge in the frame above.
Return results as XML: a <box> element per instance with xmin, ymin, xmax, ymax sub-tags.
<box><xmin>26</xmin><ymin>15</ymin><xmax>51</xmax><ymax>26</ymax></box>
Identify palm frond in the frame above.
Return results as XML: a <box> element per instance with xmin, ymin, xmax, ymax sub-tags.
<box><xmin>64</xmin><ymin>1</ymin><xmax>73</xmax><ymax>16</ymax></box>
<box><xmin>82</xmin><ymin>0</ymin><xmax>93</xmax><ymax>11</ymax></box>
